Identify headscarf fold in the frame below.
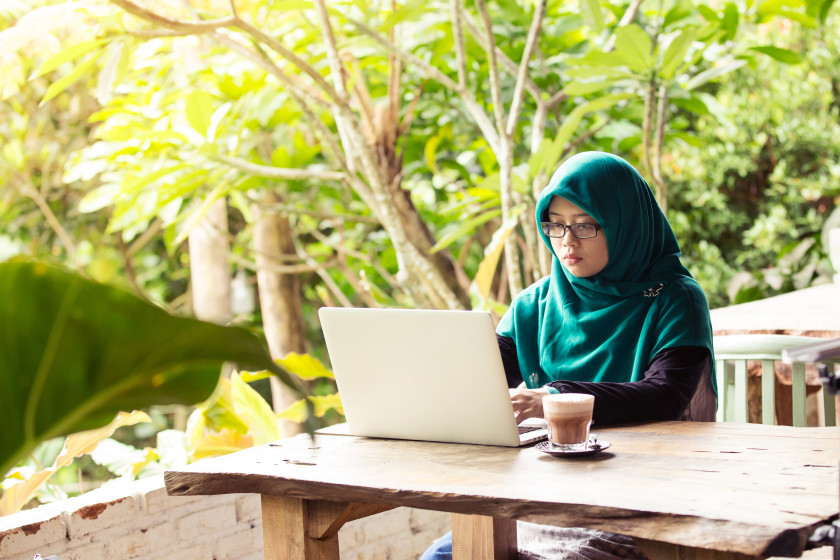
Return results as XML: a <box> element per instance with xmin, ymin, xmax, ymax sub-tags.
<box><xmin>496</xmin><ymin>152</ymin><xmax>713</xmax><ymax>388</ymax></box>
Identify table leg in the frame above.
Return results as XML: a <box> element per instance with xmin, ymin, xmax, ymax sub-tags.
<box><xmin>634</xmin><ymin>538</ymin><xmax>761</xmax><ymax>560</ymax></box>
<box><xmin>451</xmin><ymin>513</ymin><xmax>517</xmax><ymax>560</ymax></box>
<box><xmin>261</xmin><ymin>495</ymin><xmax>340</xmax><ymax>560</ymax></box>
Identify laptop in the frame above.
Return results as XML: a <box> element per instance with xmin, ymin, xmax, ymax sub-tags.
<box><xmin>318</xmin><ymin>307</ymin><xmax>547</xmax><ymax>447</ymax></box>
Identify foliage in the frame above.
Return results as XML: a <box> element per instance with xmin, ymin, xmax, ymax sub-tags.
<box><xmin>2</xmin><ymin>354</ymin><xmax>341</xmax><ymax>514</ymax></box>
<box><xmin>1</xmin><ymin>411</ymin><xmax>150</xmax><ymax>515</ymax></box>
<box><xmin>668</xmin><ymin>11</ymin><xmax>840</xmax><ymax>307</ymax></box>
<box><xmin>0</xmin><ymin>257</ymin><xmax>306</xmax><ymax>479</ymax></box>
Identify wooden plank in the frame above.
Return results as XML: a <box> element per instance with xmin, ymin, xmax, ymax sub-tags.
<box><xmin>452</xmin><ymin>513</ymin><xmax>517</xmax><ymax>560</ymax></box>
<box><xmin>261</xmin><ymin>495</ymin><xmax>340</xmax><ymax>560</ymax></box>
<box><xmin>635</xmin><ymin>538</ymin><xmax>761</xmax><ymax>560</ymax></box>
<box><xmin>306</xmin><ymin>502</ymin><xmax>396</xmax><ymax>539</ymax></box>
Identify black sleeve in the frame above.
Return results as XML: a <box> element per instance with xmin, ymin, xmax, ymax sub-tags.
<box><xmin>544</xmin><ymin>346</ymin><xmax>711</xmax><ymax>426</ymax></box>
<box><xmin>497</xmin><ymin>334</ymin><xmax>523</xmax><ymax>388</ymax></box>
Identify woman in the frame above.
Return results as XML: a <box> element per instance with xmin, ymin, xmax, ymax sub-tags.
<box><xmin>421</xmin><ymin>151</ymin><xmax>715</xmax><ymax>560</ymax></box>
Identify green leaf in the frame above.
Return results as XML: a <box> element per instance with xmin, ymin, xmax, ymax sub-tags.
<box><xmin>721</xmin><ymin>3</ymin><xmax>739</xmax><ymax>40</ymax></box>
<box><xmin>231</xmin><ymin>374</ymin><xmax>282</xmax><ymax>445</ymax></box>
<box><xmin>663</xmin><ymin>0</ymin><xmax>694</xmax><ymax>27</ymax></box>
<box><xmin>275</xmin><ymin>352</ymin><xmax>335</xmax><ymax>380</ymax></box>
<box><xmin>40</xmin><ymin>52</ymin><xmax>103</xmax><ymax>105</ymax></box>
<box><xmin>424</xmin><ymin>134</ymin><xmax>443</xmax><ymax>174</ymax></box>
<box><xmin>565</xmin><ymin>67</ymin><xmax>634</xmax><ymax>80</ymax></box>
<box><xmin>0</xmin><ymin>258</ymin><xmax>303</xmax><ymax>477</ymax></box>
<box><xmin>309</xmin><ymin>393</ymin><xmax>343</xmax><ymax>417</ymax></box>
<box><xmin>562</xmin><ymin>80</ymin><xmax>616</xmax><ymax>95</ymax></box>
<box><xmin>698</xmin><ymin>5</ymin><xmax>719</xmax><ymax>22</ymax></box>
<box><xmin>553</xmin><ymin>93</ymin><xmax>634</xmax><ymax>156</ymax></box>
<box><xmin>31</xmin><ymin>38</ymin><xmax>110</xmax><ymax>78</ymax></box>
<box><xmin>671</xmin><ymin>95</ymin><xmax>709</xmax><ymax>115</ymax></box>
<box><xmin>670</xmin><ymin>131</ymin><xmax>704</xmax><ymax>147</ymax></box>
<box><xmin>199</xmin><ymin>379</ymin><xmax>250</xmax><ymax>434</ymax></box>
<box><xmin>473</xmin><ymin>217</ymin><xmax>519</xmax><ymax>302</ymax></box>
<box><xmin>78</xmin><ymin>184</ymin><xmax>123</xmax><ymax>213</ymax></box>
<box><xmin>660</xmin><ymin>27</ymin><xmax>698</xmax><ymax>79</ymax></box>
<box><xmin>579</xmin><ymin>0</ymin><xmax>605</xmax><ymax>32</ymax></box>
<box><xmin>819</xmin><ymin>0</ymin><xmax>836</xmax><ymax>23</ymax></box>
<box><xmin>684</xmin><ymin>58</ymin><xmax>747</xmax><ymax>90</ymax></box>
<box><xmin>565</xmin><ymin>51</ymin><xmax>628</xmax><ymax>67</ymax></box>
<box><xmin>749</xmin><ymin>46</ymin><xmax>804</xmax><ymax>64</ymax></box>
<box><xmin>430</xmin><ymin>209</ymin><xmax>502</xmax><ymax>253</ymax></box>
<box><xmin>381</xmin><ymin>0</ymin><xmax>428</xmax><ymax>29</ymax></box>
<box><xmin>757</xmin><ymin>0</ymin><xmax>817</xmax><ymax>26</ymax></box>
<box><xmin>613</xmin><ymin>24</ymin><xmax>653</xmax><ymax>72</ymax></box>
<box><xmin>186</xmin><ymin>90</ymin><xmax>216</xmax><ymax>137</ymax></box>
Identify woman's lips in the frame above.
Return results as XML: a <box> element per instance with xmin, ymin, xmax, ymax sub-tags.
<box><xmin>563</xmin><ymin>254</ymin><xmax>581</xmax><ymax>265</ymax></box>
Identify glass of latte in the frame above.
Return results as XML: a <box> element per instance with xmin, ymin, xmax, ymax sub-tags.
<box><xmin>542</xmin><ymin>393</ymin><xmax>595</xmax><ymax>451</ymax></box>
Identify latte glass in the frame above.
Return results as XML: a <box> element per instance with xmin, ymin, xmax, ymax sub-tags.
<box><xmin>542</xmin><ymin>393</ymin><xmax>595</xmax><ymax>451</ymax></box>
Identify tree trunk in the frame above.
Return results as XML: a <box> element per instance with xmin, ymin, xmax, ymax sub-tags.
<box><xmin>188</xmin><ymin>198</ymin><xmax>233</xmax><ymax>325</ymax></box>
<box><xmin>252</xmin><ymin>190</ymin><xmax>307</xmax><ymax>437</ymax></box>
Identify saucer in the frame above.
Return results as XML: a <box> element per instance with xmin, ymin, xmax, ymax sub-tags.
<box><xmin>536</xmin><ymin>439</ymin><xmax>611</xmax><ymax>458</ymax></box>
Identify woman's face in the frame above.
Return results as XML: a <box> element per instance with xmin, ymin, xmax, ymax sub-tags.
<box><xmin>547</xmin><ymin>196</ymin><xmax>609</xmax><ymax>278</ymax></box>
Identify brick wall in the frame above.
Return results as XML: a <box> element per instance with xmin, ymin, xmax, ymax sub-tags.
<box><xmin>0</xmin><ymin>476</ymin><xmax>450</xmax><ymax>560</ymax></box>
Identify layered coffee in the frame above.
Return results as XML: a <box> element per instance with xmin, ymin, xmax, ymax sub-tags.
<box><xmin>542</xmin><ymin>393</ymin><xmax>594</xmax><ymax>451</ymax></box>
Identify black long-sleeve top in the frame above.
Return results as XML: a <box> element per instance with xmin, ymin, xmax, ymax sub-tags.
<box><xmin>498</xmin><ymin>334</ymin><xmax>712</xmax><ymax>426</ymax></box>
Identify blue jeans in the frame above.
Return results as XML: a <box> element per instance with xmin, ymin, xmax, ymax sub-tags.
<box><xmin>419</xmin><ymin>531</ymin><xmax>453</xmax><ymax>560</ymax></box>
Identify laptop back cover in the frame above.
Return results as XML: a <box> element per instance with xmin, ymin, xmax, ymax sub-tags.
<box><xmin>318</xmin><ymin>307</ymin><xmax>523</xmax><ymax>446</ymax></box>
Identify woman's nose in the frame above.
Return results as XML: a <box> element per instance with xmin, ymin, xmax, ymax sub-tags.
<box><xmin>562</xmin><ymin>232</ymin><xmax>579</xmax><ymax>246</ymax></box>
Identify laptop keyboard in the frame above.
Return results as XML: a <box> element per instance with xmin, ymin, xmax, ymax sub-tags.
<box><xmin>518</xmin><ymin>425</ymin><xmax>542</xmax><ymax>435</ymax></box>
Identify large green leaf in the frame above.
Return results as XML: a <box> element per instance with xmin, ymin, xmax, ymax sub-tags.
<box><xmin>749</xmin><ymin>45</ymin><xmax>804</xmax><ymax>64</ymax></box>
<box><xmin>0</xmin><ymin>258</ymin><xmax>304</xmax><ymax>476</ymax></box>
<box><xmin>613</xmin><ymin>25</ymin><xmax>653</xmax><ymax>72</ymax></box>
<box><xmin>660</xmin><ymin>27</ymin><xmax>698</xmax><ymax>79</ymax></box>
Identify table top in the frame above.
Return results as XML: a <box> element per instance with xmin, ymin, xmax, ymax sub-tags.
<box><xmin>164</xmin><ymin>421</ymin><xmax>839</xmax><ymax>558</ymax></box>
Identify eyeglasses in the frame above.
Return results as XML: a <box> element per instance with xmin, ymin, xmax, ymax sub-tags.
<box><xmin>540</xmin><ymin>222</ymin><xmax>602</xmax><ymax>239</ymax></box>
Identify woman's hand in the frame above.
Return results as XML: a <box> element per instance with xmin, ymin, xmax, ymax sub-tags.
<box><xmin>509</xmin><ymin>387</ymin><xmax>549</xmax><ymax>423</ymax></box>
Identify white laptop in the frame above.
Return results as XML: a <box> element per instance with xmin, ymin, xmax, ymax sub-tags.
<box><xmin>318</xmin><ymin>307</ymin><xmax>547</xmax><ymax>447</ymax></box>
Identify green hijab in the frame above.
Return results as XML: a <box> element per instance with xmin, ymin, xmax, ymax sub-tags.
<box><xmin>496</xmin><ymin>152</ymin><xmax>713</xmax><ymax>388</ymax></box>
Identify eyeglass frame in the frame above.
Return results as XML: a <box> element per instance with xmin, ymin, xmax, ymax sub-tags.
<box><xmin>539</xmin><ymin>221</ymin><xmax>602</xmax><ymax>239</ymax></box>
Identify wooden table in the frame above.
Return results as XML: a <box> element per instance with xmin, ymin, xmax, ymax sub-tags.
<box><xmin>164</xmin><ymin>422</ymin><xmax>839</xmax><ymax>560</ymax></box>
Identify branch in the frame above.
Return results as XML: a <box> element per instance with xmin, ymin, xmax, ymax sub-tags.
<box><xmin>346</xmin><ymin>17</ymin><xmax>501</xmax><ymax>153</ymax></box>
<box><xmin>14</xmin><ymin>178</ymin><xmax>76</xmax><ymax>262</ymax></box>
<box><xmin>310</xmin><ymin>0</ymin><xmax>349</xmax><ymax>100</ymax></box>
<box><xmin>210</xmin><ymin>33</ymin><xmax>349</xmax><ymax>173</ymax></box>
<box><xmin>461</xmin><ymin>12</ymin><xmax>546</xmax><ymax>105</ymax></box>
<box><xmin>652</xmin><ymin>83</ymin><xmax>668</xmax><ymax>209</ymax></box>
<box><xmin>505</xmin><ymin>0</ymin><xmax>547</xmax><ymax>138</ymax></box>
<box><xmin>109</xmin><ymin>0</ymin><xmax>350</xmax><ymax>111</ymax></box>
<box><xmin>217</xmin><ymin>155</ymin><xmax>346</xmax><ymax>181</ymax></box>
<box><xmin>212</xmin><ymin>30</ymin><xmax>380</xmax><ymax>214</ymax></box>
<box><xmin>229</xmin><ymin>17</ymin><xmax>348</xmax><ymax>108</ymax></box>
<box><xmin>641</xmin><ymin>75</ymin><xmax>656</xmax><ymax>183</ymax></box>
<box><xmin>109</xmin><ymin>0</ymin><xmax>234</xmax><ymax>32</ymax></box>
<box><xmin>450</xmin><ymin>0</ymin><xmax>468</xmax><ymax>87</ymax></box>
<box><xmin>229</xmin><ymin>251</ymin><xmax>333</xmax><ymax>274</ymax></box>
<box><xmin>475</xmin><ymin>0</ymin><xmax>506</xmax><ymax>133</ymax></box>
<box><xmin>561</xmin><ymin>118</ymin><xmax>611</xmax><ymax>159</ymax></box>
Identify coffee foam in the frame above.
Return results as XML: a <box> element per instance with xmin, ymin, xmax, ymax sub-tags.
<box><xmin>543</xmin><ymin>393</ymin><xmax>594</xmax><ymax>415</ymax></box>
